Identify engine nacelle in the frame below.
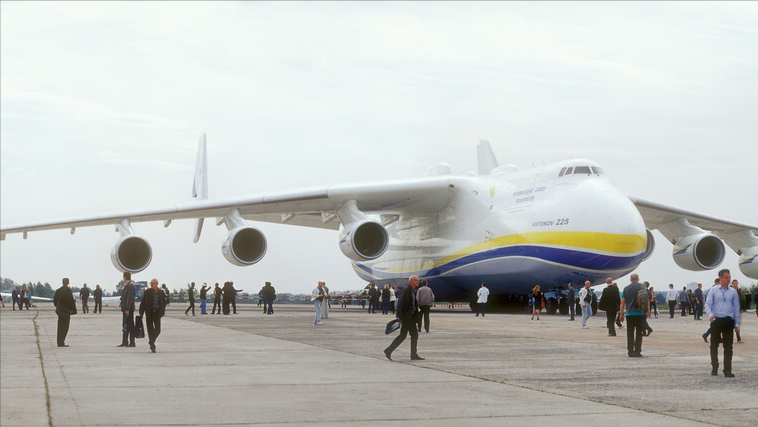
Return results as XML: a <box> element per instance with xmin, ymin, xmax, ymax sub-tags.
<box><xmin>641</xmin><ymin>229</ymin><xmax>655</xmax><ymax>261</ymax></box>
<box><xmin>672</xmin><ymin>233</ymin><xmax>725</xmax><ymax>271</ymax></box>
<box><xmin>111</xmin><ymin>235</ymin><xmax>152</xmax><ymax>273</ymax></box>
<box><xmin>222</xmin><ymin>226</ymin><xmax>267</xmax><ymax>266</ymax></box>
<box><xmin>339</xmin><ymin>220</ymin><xmax>388</xmax><ymax>261</ymax></box>
<box><xmin>738</xmin><ymin>246</ymin><xmax>758</xmax><ymax>279</ymax></box>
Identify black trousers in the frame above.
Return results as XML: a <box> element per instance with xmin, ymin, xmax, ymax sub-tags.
<box><xmin>417</xmin><ymin>305</ymin><xmax>431</xmax><ymax>332</ymax></box>
<box><xmin>185</xmin><ymin>301</ymin><xmax>195</xmax><ymax>315</ymax></box>
<box><xmin>385</xmin><ymin>315</ymin><xmax>419</xmax><ymax>357</ymax></box>
<box><xmin>223</xmin><ymin>299</ymin><xmax>231</xmax><ymax>315</ymax></box>
<box><xmin>668</xmin><ymin>301</ymin><xmax>676</xmax><ymax>318</ymax></box>
<box><xmin>231</xmin><ymin>298</ymin><xmax>237</xmax><ymax>314</ymax></box>
<box><xmin>122</xmin><ymin>311</ymin><xmax>135</xmax><ymax>345</ymax></box>
<box><xmin>710</xmin><ymin>317</ymin><xmax>734</xmax><ymax>373</ymax></box>
<box><xmin>57</xmin><ymin>314</ymin><xmax>70</xmax><ymax>346</ymax></box>
<box><xmin>212</xmin><ymin>298</ymin><xmax>221</xmax><ymax>314</ymax></box>
<box><xmin>626</xmin><ymin>315</ymin><xmax>644</xmax><ymax>356</ymax></box>
<box><xmin>145</xmin><ymin>314</ymin><xmax>161</xmax><ymax>346</ymax></box>
<box><xmin>680</xmin><ymin>301</ymin><xmax>687</xmax><ymax>316</ymax></box>
<box><xmin>94</xmin><ymin>299</ymin><xmax>102</xmax><ymax>313</ymax></box>
<box><xmin>606</xmin><ymin>310</ymin><xmax>618</xmax><ymax>335</ymax></box>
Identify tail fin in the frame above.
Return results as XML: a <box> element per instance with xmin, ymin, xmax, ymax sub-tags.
<box><xmin>192</xmin><ymin>133</ymin><xmax>208</xmax><ymax>243</ymax></box>
<box><xmin>477</xmin><ymin>139</ymin><xmax>499</xmax><ymax>175</ymax></box>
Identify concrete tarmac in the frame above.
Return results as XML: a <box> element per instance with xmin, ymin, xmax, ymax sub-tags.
<box><xmin>1</xmin><ymin>303</ymin><xmax>756</xmax><ymax>426</ymax></box>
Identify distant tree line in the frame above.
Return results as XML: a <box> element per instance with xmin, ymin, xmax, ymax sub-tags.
<box><xmin>1</xmin><ymin>277</ymin><xmax>121</xmax><ymax>298</ymax></box>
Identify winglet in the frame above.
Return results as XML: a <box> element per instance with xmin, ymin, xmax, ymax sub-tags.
<box><xmin>477</xmin><ymin>139</ymin><xmax>499</xmax><ymax>175</ymax></box>
<box><xmin>192</xmin><ymin>133</ymin><xmax>208</xmax><ymax>243</ymax></box>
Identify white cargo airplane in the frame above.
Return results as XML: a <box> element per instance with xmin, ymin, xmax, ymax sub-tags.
<box><xmin>1</xmin><ymin>135</ymin><xmax>756</xmax><ymax>305</ymax></box>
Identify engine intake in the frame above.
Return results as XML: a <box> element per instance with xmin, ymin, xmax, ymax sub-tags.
<box><xmin>339</xmin><ymin>220</ymin><xmax>388</xmax><ymax>261</ymax></box>
<box><xmin>222</xmin><ymin>226</ymin><xmax>267</xmax><ymax>266</ymax></box>
<box><xmin>111</xmin><ymin>235</ymin><xmax>152</xmax><ymax>273</ymax></box>
<box><xmin>641</xmin><ymin>229</ymin><xmax>655</xmax><ymax>261</ymax></box>
<box><xmin>672</xmin><ymin>233</ymin><xmax>725</xmax><ymax>271</ymax></box>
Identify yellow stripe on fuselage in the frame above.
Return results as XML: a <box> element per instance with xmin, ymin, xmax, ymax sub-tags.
<box><xmin>369</xmin><ymin>231</ymin><xmax>647</xmax><ymax>273</ymax></box>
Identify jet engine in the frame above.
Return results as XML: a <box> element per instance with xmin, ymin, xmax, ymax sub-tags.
<box><xmin>339</xmin><ymin>219</ymin><xmax>388</xmax><ymax>261</ymax></box>
<box><xmin>672</xmin><ymin>233</ymin><xmax>725</xmax><ymax>271</ymax></box>
<box><xmin>738</xmin><ymin>246</ymin><xmax>758</xmax><ymax>279</ymax></box>
<box><xmin>222</xmin><ymin>226</ymin><xmax>267</xmax><ymax>266</ymax></box>
<box><xmin>111</xmin><ymin>235</ymin><xmax>152</xmax><ymax>273</ymax></box>
<box><xmin>641</xmin><ymin>229</ymin><xmax>655</xmax><ymax>261</ymax></box>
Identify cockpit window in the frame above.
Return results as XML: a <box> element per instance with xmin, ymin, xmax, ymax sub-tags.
<box><xmin>559</xmin><ymin>167</ymin><xmax>567</xmax><ymax>177</ymax></box>
<box><xmin>564</xmin><ymin>167</ymin><xmax>573</xmax><ymax>175</ymax></box>
<box><xmin>591</xmin><ymin>166</ymin><xmax>603</xmax><ymax>175</ymax></box>
<box><xmin>574</xmin><ymin>166</ymin><xmax>591</xmax><ymax>175</ymax></box>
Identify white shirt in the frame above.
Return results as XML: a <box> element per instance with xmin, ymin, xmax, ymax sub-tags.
<box><xmin>477</xmin><ymin>287</ymin><xmax>489</xmax><ymax>303</ymax></box>
<box><xmin>666</xmin><ymin>288</ymin><xmax>678</xmax><ymax>302</ymax></box>
<box><xmin>579</xmin><ymin>287</ymin><xmax>591</xmax><ymax>307</ymax></box>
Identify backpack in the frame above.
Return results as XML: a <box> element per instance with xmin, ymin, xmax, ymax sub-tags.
<box><xmin>636</xmin><ymin>287</ymin><xmax>650</xmax><ymax>312</ymax></box>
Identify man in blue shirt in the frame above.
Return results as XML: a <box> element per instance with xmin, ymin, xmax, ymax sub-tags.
<box><xmin>704</xmin><ymin>269</ymin><xmax>741</xmax><ymax>377</ymax></box>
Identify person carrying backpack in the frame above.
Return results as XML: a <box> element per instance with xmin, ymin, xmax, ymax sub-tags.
<box><xmin>619</xmin><ymin>274</ymin><xmax>647</xmax><ymax>357</ymax></box>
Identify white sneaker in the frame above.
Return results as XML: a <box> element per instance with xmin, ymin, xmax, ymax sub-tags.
<box><xmin>315</xmin><ymin>322</ymin><xmax>323</xmax><ymax>325</ymax></box>
<box><xmin>582</xmin><ymin>326</ymin><xmax>589</xmax><ymax>329</ymax></box>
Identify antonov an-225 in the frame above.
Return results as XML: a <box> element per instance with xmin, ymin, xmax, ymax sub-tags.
<box><xmin>2</xmin><ymin>135</ymin><xmax>756</xmax><ymax>306</ymax></box>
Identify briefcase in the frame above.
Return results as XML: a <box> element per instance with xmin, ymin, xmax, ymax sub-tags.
<box><xmin>385</xmin><ymin>318</ymin><xmax>401</xmax><ymax>335</ymax></box>
<box><xmin>135</xmin><ymin>315</ymin><xmax>145</xmax><ymax>339</ymax></box>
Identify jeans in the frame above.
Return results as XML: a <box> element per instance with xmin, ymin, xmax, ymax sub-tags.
<box><xmin>680</xmin><ymin>301</ymin><xmax>687</xmax><ymax>316</ymax></box>
<box><xmin>569</xmin><ymin>301</ymin><xmax>575</xmax><ymax>320</ymax></box>
<box><xmin>314</xmin><ymin>300</ymin><xmax>323</xmax><ymax>324</ymax></box>
<box><xmin>381</xmin><ymin>297</ymin><xmax>389</xmax><ymax>314</ymax></box>
<box><xmin>200</xmin><ymin>299</ymin><xmax>207</xmax><ymax>314</ymax></box>
<box><xmin>581</xmin><ymin>303</ymin><xmax>591</xmax><ymax>326</ymax></box>
<box><xmin>476</xmin><ymin>303</ymin><xmax>486</xmax><ymax>316</ymax></box>
<box><xmin>626</xmin><ymin>315</ymin><xmax>644</xmax><ymax>356</ymax></box>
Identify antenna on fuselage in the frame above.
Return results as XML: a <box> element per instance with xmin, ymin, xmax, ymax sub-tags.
<box><xmin>477</xmin><ymin>140</ymin><xmax>499</xmax><ymax>175</ymax></box>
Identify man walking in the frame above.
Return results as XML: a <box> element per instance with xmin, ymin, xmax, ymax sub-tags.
<box><xmin>475</xmin><ymin>283</ymin><xmax>489</xmax><ymax>317</ymax></box>
<box><xmin>80</xmin><ymin>283</ymin><xmax>90</xmax><ymax>314</ymax></box>
<box><xmin>53</xmin><ymin>278</ymin><xmax>77</xmax><ymax>347</ymax></box>
<box><xmin>93</xmin><ymin>285</ymin><xmax>103</xmax><ymax>314</ymax></box>
<box><xmin>679</xmin><ymin>286</ymin><xmax>689</xmax><ymax>316</ymax></box>
<box><xmin>312</xmin><ymin>281</ymin><xmax>325</xmax><ymax>325</ymax></box>
<box><xmin>416</xmin><ymin>279</ymin><xmax>435</xmax><ymax>333</ymax></box>
<box><xmin>185</xmin><ymin>282</ymin><xmax>196</xmax><ymax>316</ymax></box>
<box><xmin>199</xmin><ymin>283</ymin><xmax>210</xmax><ymax>315</ymax></box>
<box><xmin>566</xmin><ymin>283</ymin><xmax>575</xmax><ymax>321</ymax></box>
<box><xmin>212</xmin><ymin>283</ymin><xmax>222</xmax><ymax>314</ymax></box>
<box><xmin>694</xmin><ymin>283</ymin><xmax>704</xmax><ymax>320</ymax></box>
<box><xmin>666</xmin><ymin>284</ymin><xmax>678</xmax><ymax>318</ymax></box>
<box><xmin>705</xmin><ymin>269</ymin><xmax>740</xmax><ymax>377</ymax></box>
<box><xmin>599</xmin><ymin>278</ymin><xmax>620</xmax><ymax>336</ymax></box>
<box><xmin>384</xmin><ymin>276</ymin><xmax>424</xmax><ymax>361</ymax></box>
<box><xmin>118</xmin><ymin>272</ymin><xmax>136</xmax><ymax>348</ymax></box>
<box><xmin>579</xmin><ymin>281</ymin><xmax>593</xmax><ymax>329</ymax></box>
<box><xmin>11</xmin><ymin>286</ymin><xmax>19</xmax><ymax>311</ymax></box>
<box><xmin>620</xmin><ymin>273</ymin><xmax>646</xmax><ymax>357</ymax></box>
<box><xmin>263</xmin><ymin>282</ymin><xmax>276</xmax><ymax>315</ymax></box>
<box><xmin>139</xmin><ymin>278</ymin><xmax>166</xmax><ymax>353</ymax></box>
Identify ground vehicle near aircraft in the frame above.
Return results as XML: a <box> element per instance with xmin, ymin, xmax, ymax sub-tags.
<box><xmin>2</xmin><ymin>135</ymin><xmax>757</xmax><ymax>303</ymax></box>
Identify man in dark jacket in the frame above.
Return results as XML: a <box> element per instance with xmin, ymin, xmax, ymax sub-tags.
<box><xmin>118</xmin><ymin>272</ymin><xmax>136</xmax><ymax>348</ymax></box>
<box><xmin>384</xmin><ymin>276</ymin><xmax>424</xmax><ymax>361</ymax></box>
<box><xmin>211</xmin><ymin>283</ymin><xmax>222</xmax><ymax>314</ymax></box>
<box><xmin>185</xmin><ymin>282</ymin><xmax>196</xmax><ymax>316</ymax></box>
<box><xmin>599</xmin><ymin>278</ymin><xmax>621</xmax><ymax>336</ymax></box>
<box><xmin>53</xmin><ymin>278</ymin><xmax>77</xmax><ymax>347</ymax></box>
<box><xmin>222</xmin><ymin>282</ymin><xmax>234</xmax><ymax>315</ymax></box>
<box><xmin>93</xmin><ymin>285</ymin><xmax>103</xmax><ymax>314</ymax></box>
<box><xmin>11</xmin><ymin>286</ymin><xmax>19</xmax><ymax>311</ymax></box>
<box><xmin>139</xmin><ymin>278</ymin><xmax>166</xmax><ymax>353</ymax></box>
<box><xmin>230</xmin><ymin>282</ymin><xmax>242</xmax><ymax>314</ymax></box>
<box><xmin>367</xmin><ymin>284</ymin><xmax>377</xmax><ymax>314</ymax></box>
<box><xmin>80</xmin><ymin>283</ymin><xmax>90</xmax><ymax>314</ymax></box>
<box><xmin>263</xmin><ymin>282</ymin><xmax>276</xmax><ymax>314</ymax></box>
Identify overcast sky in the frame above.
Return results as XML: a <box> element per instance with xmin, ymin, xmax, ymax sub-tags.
<box><xmin>2</xmin><ymin>2</ymin><xmax>757</xmax><ymax>295</ymax></box>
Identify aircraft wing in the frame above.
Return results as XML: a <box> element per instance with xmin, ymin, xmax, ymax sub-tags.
<box><xmin>628</xmin><ymin>196</ymin><xmax>758</xmax><ymax>253</ymax></box>
<box><xmin>1</xmin><ymin>177</ymin><xmax>455</xmax><ymax>238</ymax></box>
